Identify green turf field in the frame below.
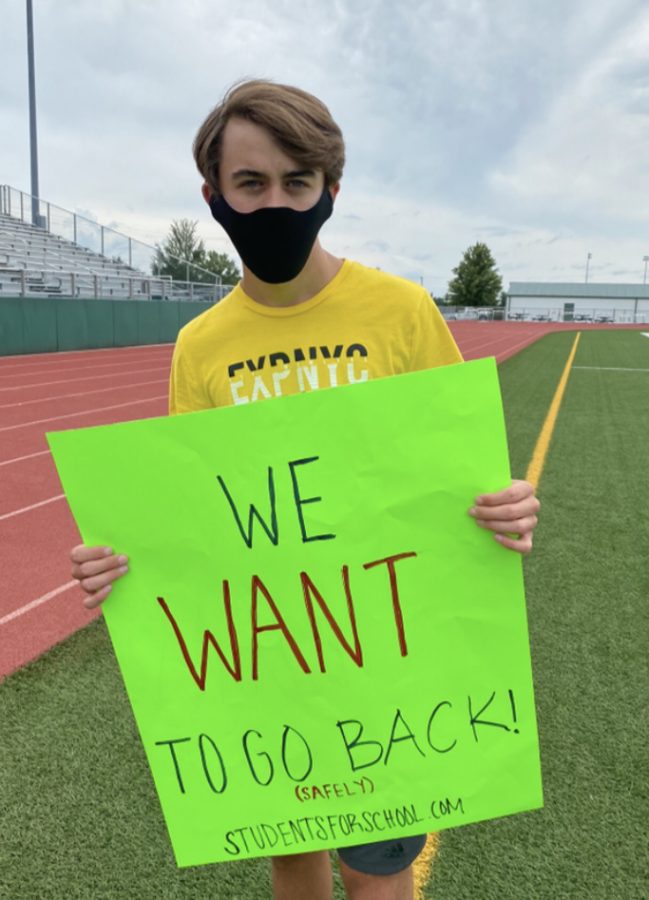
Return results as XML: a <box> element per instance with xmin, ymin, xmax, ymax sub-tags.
<box><xmin>2</xmin><ymin>330</ymin><xmax>647</xmax><ymax>899</ymax></box>
<box><xmin>427</xmin><ymin>330</ymin><xmax>649</xmax><ymax>899</ymax></box>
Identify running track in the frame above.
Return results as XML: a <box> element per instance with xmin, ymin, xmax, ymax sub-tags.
<box><xmin>1</xmin><ymin>321</ymin><xmax>644</xmax><ymax>678</ymax></box>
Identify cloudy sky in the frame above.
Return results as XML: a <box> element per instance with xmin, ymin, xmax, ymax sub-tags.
<box><xmin>2</xmin><ymin>0</ymin><xmax>649</xmax><ymax>295</ymax></box>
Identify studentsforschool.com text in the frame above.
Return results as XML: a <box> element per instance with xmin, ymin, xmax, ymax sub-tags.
<box><xmin>223</xmin><ymin>798</ymin><xmax>465</xmax><ymax>856</ymax></box>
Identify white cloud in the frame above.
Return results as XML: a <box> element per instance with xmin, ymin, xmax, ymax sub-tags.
<box><xmin>2</xmin><ymin>0</ymin><xmax>648</xmax><ymax>297</ymax></box>
<box><xmin>487</xmin><ymin>9</ymin><xmax>649</xmax><ymax>230</ymax></box>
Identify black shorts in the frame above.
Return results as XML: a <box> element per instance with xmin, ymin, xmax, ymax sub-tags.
<box><xmin>337</xmin><ymin>833</ymin><xmax>427</xmax><ymax>876</ymax></box>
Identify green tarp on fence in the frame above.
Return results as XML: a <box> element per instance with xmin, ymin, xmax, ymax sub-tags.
<box><xmin>0</xmin><ymin>298</ymin><xmax>25</xmax><ymax>355</ymax></box>
<box><xmin>0</xmin><ymin>298</ymin><xmax>215</xmax><ymax>356</ymax></box>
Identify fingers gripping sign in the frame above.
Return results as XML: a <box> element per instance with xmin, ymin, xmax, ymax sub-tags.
<box><xmin>70</xmin><ymin>544</ymin><xmax>129</xmax><ymax>609</ymax></box>
<box><xmin>468</xmin><ymin>479</ymin><xmax>540</xmax><ymax>555</ymax></box>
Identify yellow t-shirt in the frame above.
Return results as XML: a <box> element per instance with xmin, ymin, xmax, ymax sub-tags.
<box><xmin>169</xmin><ymin>259</ymin><xmax>462</xmax><ymax>414</ymax></box>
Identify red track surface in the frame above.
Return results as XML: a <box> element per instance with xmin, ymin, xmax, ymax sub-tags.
<box><xmin>0</xmin><ymin>322</ymin><xmax>645</xmax><ymax>678</ymax></box>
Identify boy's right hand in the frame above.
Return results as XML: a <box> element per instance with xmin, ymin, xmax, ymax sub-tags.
<box><xmin>70</xmin><ymin>545</ymin><xmax>129</xmax><ymax>609</ymax></box>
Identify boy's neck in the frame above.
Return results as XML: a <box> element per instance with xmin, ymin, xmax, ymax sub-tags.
<box><xmin>240</xmin><ymin>242</ymin><xmax>344</xmax><ymax>307</ymax></box>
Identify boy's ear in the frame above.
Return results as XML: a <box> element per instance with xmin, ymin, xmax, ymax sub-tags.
<box><xmin>201</xmin><ymin>182</ymin><xmax>212</xmax><ymax>204</ymax></box>
<box><xmin>329</xmin><ymin>182</ymin><xmax>341</xmax><ymax>203</ymax></box>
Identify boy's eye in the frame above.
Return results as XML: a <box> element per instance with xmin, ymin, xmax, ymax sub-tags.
<box><xmin>236</xmin><ymin>178</ymin><xmax>311</xmax><ymax>191</ymax></box>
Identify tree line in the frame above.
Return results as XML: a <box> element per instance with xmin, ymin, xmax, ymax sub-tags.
<box><xmin>152</xmin><ymin>219</ymin><xmax>240</xmax><ymax>286</ymax></box>
<box><xmin>153</xmin><ymin>220</ymin><xmax>503</xmax><ymax>306</ymax></box>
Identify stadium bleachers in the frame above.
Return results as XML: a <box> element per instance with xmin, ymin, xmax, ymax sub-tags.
<box><xmin>0</xmin><ymin>185</ymin><xmax>230</xmax><ymax>302</ymax></box>
<box><xmin>0</xmin><ymin>211</ymin><xmax>151</xmax><ymax>298</ymax></box>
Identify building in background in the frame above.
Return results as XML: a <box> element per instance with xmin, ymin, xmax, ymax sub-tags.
<box><xmin>507</xmin><ymin>283</ymin><xmax>649</xmax><ymax>323</ymax></box>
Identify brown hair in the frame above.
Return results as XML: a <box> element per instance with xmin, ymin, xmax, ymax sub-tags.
<box><xmin>193</xmin><ymin>79</ymin><xmax>345</xmax><ymax>195</ymax></box>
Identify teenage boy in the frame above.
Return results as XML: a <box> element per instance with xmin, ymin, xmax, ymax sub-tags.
<box><xmin>71</xmin><ymin>79</ymin><xmax>540</xmax><ymax>900</ymax></box>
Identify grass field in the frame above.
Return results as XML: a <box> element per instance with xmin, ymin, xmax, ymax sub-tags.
<box><xmin>2</xmin><ymin>329</ymin><xmax>648</xmax><ymax>899</ymax></box>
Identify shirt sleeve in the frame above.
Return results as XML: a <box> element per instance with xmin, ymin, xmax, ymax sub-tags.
<box><xmin>168</xmin><ymin>332</ymin><xmax>212</xmax><ymax>416</ymax></box>
<box><xmin>409</xmin><ymin>291</ymin><xmax>464</xmax><ymax>371</ymax></box>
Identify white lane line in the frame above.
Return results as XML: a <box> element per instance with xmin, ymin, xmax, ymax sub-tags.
<box><xmin>0</xmin><ymin>449</ymin><xmax>50</xmax><ymax>467</ymax></box>
<box><xmin>0</xmin><ymin>394</ymin><xmax>168</xmax><ymax>432</ymax></box>
<box><xmin>0</xmin><ymin>353</ymin><xmax>172</xmax><ymax>379</ymax></box>
<box><xmin>0</xmin><ymin>580</ymin><xmax>78</xmax><ymax>626</ymax></box>
<box><xmin>0</xmin><ymin>364</ymin><xmax>169</xmax><ymax>392</ymax></box>
<box><xmin>460</xmin><ymin>332</ymin><xmax>537</xmax><ymax>354</ymax></box>
<box><xmin>573</xmin><ymin>366</ymin><xmax>649</xmax><ymax>372</ymax></box>
<box><xmin>462</xmin><ymin>332</ymin><xmax>542</xmax><ymax>358</ymax></box>
<box><xmin>0</xmin><ymin>342</ymin><xmax>174</xmax><ymax>364</ymax></box>
<box><xmin>0</xmin><ymin>378</ymin><xmax>169</xmax><ymax>409</ymax></box>
<box><xmin>0</xmin><ymin>494</ymin><xmax>65</xmax><ymax>522</ymax></box>
<box><xmin>641</xmin><ymin>333</ymin><xmax>649</xmax><ymax>338</ymax></box>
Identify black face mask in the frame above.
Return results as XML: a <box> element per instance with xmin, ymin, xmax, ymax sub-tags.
<box><xmin>208</xmin><ymin>187</ymin><xmax>333</xmax><ymax>284</ymax></box>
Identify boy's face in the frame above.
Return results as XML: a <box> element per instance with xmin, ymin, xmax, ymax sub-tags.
<box><xmin>202</xmin><ymin>117</ymin><xmax>338</xmax><ymax>212</ymax></box>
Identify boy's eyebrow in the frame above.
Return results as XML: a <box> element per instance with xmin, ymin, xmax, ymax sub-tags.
<box><xmin>231</xmin><ymin>168</ymin><xmax>264</xmax><ymax>180</ymax></box>
<box><xmin>230</xmin><ymin>168</ymin><xmax>317</xmax><ymax>180</ymax></box>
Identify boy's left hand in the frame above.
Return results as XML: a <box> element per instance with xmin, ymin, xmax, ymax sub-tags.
<box><xmin>468</xmin><ymin>479</ymin><xmax>540</xmax><ymax>555</ymax></box>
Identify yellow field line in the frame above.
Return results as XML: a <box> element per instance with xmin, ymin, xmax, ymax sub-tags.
<box><xmin>413</xmin><ymin>333</ymin><xmax>581</xmax><ymax>898</ymax></box>
<box><xmin>525</xmin><ymin>332</ymin><xmax>581</xmax><ymax>489</ymax></box>
<box><xmin>413</xmin><ymin>833</ymin><xmax>440</xmax><ymax>898</ymax></box>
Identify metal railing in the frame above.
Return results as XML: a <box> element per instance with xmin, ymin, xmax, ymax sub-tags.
<box><xmin>505</xmin><ymin>307</ymin><xmax>648</xmax><ymax>324</ymax></box>
<box><xmin>438</xmin><ymin>305</ymin><xmax>649</xmax><ymax>324</ymax></box>
<box><xmin>0</xmin><ymin>267</ymin><xmax>226</xmax><ymax>301</ymax></box>
<box><xmin>0</xmin><ymin>184</ymin><xmax>232</xmax><ymax>300</ymax></box>
<box><xmin>438</xmin><ymin>306</ymin><xmax>506</xmax><ymax>321</ymax></box>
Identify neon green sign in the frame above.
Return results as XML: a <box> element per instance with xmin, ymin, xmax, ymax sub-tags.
<box><xmin>48</xmin><ymin>358</ymin><xmax>543</xmax><ymax>868</ymax></box>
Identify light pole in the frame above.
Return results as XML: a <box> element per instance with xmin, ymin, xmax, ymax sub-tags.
<box><xmin>585</xmin><ymin>252</ymin><xmax>592</xmax><ymax>284</ymax></box>
<box><xmin>26</xmin><ymin>0</ymin><xmax>41</xmax><ymax>227</ymax></box>
<box><xmin>643</xmin><ymin>255</ymin><xmax>649</xmax><ymax>285</ymax></box>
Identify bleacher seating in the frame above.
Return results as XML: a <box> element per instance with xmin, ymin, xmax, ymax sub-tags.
<box><xmin>0</xmin><ymin>186</ymin><xmax>229</xmax><ymax>302</ymax></box>
<box><xmin>0</xmin><ymin>213</ymin><xmax>150</xmax><ymax>298</ymax></box>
